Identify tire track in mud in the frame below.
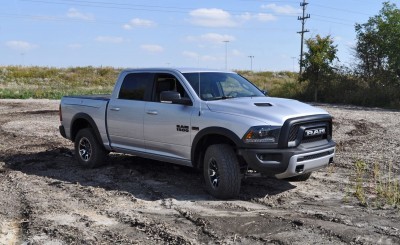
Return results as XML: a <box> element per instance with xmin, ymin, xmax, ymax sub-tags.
<box><xmin>1</xmin><ymin>100</ymin><xmax>400</xmax><ymax>244</ymax></box>
<box><xmin>0</xmin><ymin>169</ymin><xmax>23</xmax><ymax>244</ymax></box>
<box><xmin>127</xmin><ymin>174</ymin><xmax>219</xmax><ymax>243</ymax></box>
<box><xmin>5</xmin><ymin>171</ymin><xmax>153</xmax><ymax>244</ymax></box>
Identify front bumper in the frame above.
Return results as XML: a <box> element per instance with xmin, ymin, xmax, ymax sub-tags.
<box><xmin>238</xmin><ymin>140</ymin><xmax>335</xmax><ymax>178</ymax></box>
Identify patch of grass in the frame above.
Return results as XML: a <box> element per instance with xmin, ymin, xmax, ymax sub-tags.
<box><xmin>0</xmin><ymin>66</ymin><xmax>301</xmax><ymax>100</ymax></box>
<box><xmin>238</xmin><ymin>70</ymin><xmax>302</xmax><ymax>98</ymax></box>
<box><xmin>354</xmin><ymin>160</ymin><xmax>367</xmax><ymax>206</ymax></box>
<box><xmin>0</xmin><ymin>66</ymin><xmax>119</xmax><ymax>99</ymax></box>
<box><xmin>350</xmin><ymin>160</ymin><xmax>400</xmax><ymax>208</ymax></box>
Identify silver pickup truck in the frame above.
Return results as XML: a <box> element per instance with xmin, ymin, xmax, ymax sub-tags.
<box><xmin>59</xmin><ymin>68</ymin><xmax>335</xmax><ymax>199</ymax></box>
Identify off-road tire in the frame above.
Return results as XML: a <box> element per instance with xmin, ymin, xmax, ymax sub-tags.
<box><xmin>203</xmin><ymin>144</ymin><xmax>241</xmax><ymax>199</ymax></box>
<box><xmin>285</xmin><ymin>172</ymin><xmax>312</xmax><ymax>182</ymax></box>
<box><xmin>74</xmin><ymin>128</ymin><xmax>106</xmax><ymax>168</ymax></box>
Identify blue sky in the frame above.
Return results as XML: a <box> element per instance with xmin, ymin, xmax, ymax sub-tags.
<box><xmin>1</xmin><ymin>0</ymin><xmax>387</xmax><ymax>71</ymax></box>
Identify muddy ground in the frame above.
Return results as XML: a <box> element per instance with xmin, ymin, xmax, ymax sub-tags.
<box><xmin>0</xmin><ymin>99</ymin><xmax>399</xmax><ymax>244</ymax></box>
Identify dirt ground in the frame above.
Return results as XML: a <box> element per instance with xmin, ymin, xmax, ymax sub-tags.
<box><xmin>0</xmin><ymin>99</ymin><xmax>399</xmax><ymax>245</ymax></box>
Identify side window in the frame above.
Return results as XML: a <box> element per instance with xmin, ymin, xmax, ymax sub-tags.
<box><xmin>154</xmin><ymin>73</ymin><xmax>189</xmax><ymax>102</ymax></box>
<box><xmin>119</xmin><ymin>73</ymin><xmax>153</xmax><ymax>100</ymax></box>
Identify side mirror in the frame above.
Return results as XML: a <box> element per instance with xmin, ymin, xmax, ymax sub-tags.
<box><xmin>262</xmin><ymin>90</ymin><xmax>268</xmax><ymax>96</ymax></box>
<box><xmin>160</xmin><ymin>91</ymin><xmax>192</xmax><ymax>106</ymax></box>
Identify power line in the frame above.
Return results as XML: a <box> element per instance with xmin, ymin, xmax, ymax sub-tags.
<box><xmin>0</xmin><ymin>12</ymin><xmax>298</xmax><ymax>31</ymax></box>
<box><xmin>19</xmin><ymin>0</ymin><xmax>375</xmax><ymax>25</ymax></box>
<box><xmin>19</xmin><ymin>0</ymin><xmax>299</xmax><ymax>16</ymax></box>
<box><xmin>312</xmin><ymin>3</ymin><xmax>373</xmax><ymax>16</ymax></box>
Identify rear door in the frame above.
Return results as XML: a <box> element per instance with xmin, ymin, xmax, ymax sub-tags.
<box><xmin>107</xmin><ymin>72</ymin><xmax>153</xmax><ymax>152</ymax></box>
<box><xmin>143</xmin><ymin>73</ymin><xmax>194</xmax><ymax>162</ymax></box>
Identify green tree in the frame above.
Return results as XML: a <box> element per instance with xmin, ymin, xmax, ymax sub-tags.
<box><xmin>300</xmin><ymin>35</ymin><xmax>338</xmax><ymax>102</ymax></box>
<box><xmin>355</xmin><ymin>2</ymin><xmax>400</xmax><ymax>81</ymax></box>
<box><xmin>354</xmin><ymin>1</ymin><xmax>400</xmax><ymax>106</ymax></box>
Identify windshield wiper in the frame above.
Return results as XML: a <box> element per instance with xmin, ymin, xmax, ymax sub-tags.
<box><xmin>208</xmin><ymin>96</ymin><xmax>235</xmax><ymax>101</ymax></box>
<box><xmin>243</xmin><ymin>94</ymin><xmax>262</xmax><ymax>98</ymax></box>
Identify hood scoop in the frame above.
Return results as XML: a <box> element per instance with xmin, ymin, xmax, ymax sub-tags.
<box><xmin>254</xmin><ymin>102</ymin><xmax>272</xmax><ymax>107</ymax></box>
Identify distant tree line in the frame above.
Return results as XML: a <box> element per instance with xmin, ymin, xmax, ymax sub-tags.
<box><xmin>298</xmin><ymin>1</ymin><xmax>400</xmax><ymax>108</ymax></box>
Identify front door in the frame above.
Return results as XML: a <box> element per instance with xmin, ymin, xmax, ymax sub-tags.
<box><xmin>143</xmin><ymin>73</ymin><xmax>194</xmax><ymax>162</ymax></box>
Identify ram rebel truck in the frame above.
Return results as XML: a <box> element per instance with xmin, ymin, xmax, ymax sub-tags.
<box><xmin>59</xmin><ymin>68</ymin><xmax>335</xmax><ymax>199</ymax></box>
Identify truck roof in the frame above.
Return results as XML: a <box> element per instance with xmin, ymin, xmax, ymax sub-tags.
<box><xmin>121</xmin><ymin>67</ymin><xmax>236</xmax><ymax>74</ymax></box>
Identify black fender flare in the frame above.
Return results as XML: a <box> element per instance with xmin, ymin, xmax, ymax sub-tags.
<box><xmin>191</xmin><ymin>127</ymin><xmax>243</xmax><ymax>165</ymax></box>
<box><xmin>70</xmin><ymin>113</ymin><xmax>103</xmax><ymax>145</ymax></box>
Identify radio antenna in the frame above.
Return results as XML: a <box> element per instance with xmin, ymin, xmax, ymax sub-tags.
<box><xmin>198</xmin><ymin>72</ymin><xmax>202</xmax><ymax>116</ymax></box>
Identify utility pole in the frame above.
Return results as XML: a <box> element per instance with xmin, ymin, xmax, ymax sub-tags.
<box><xmin>248</xmin><ymin>55</ymin><xmax>254</xmax><ymax>71</ymax></box>
<box><xmin>223</xmin><ymin>40</ymin><xmax>229</xmax><ymax>70</ymax></box>
<box><xmin>297</xmin><ymin>0</ymin><xmax>310</xmax><ymax>74</ymax></box>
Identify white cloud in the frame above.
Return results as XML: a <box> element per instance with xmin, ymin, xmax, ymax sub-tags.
<box><xmin>239</xmin><ymin>12</ymin><xmax>253</xmax><ymax>21</ymax></box>
<box><xmin>141</xmin><ymin>44</ymin><xmax>163</xmax><ymax>53</ymax></box>
<box><xmin>68</xmin><ymin>43</ymin><xmax>83</xmax><ymax>49</ymax></box>
<box><xmin>232</xmin><ymin>49</ymin><xmax>243</xmax><ymax>56</ymax></box>
<box><xmin>186</xmin><ymin>33</ymin><xmax>235</xmax><ymax>44</ymax></box>
<box><xmin>6</xmin><ymin>41</ymin><xmax>38</xmax><ymax>51</ymax></box>
<box><xmin>67</xmin><ymin>8</ymin><xmax>94</xmax><ymax>21</ymax></box>
<box><xmin>238</xmin><ymin>12</ymin><xmax>276</xmax><ymax>22</ymax></box>
<box><xmin>262</xmin><ymin>4</ymin><xmax>301</xmax><ymax>15</ymax></box>
<box><xmin>201</xmin><ymin>55</ymin><xmax>219</xmax><ymax>61</ymax></box>
<box><xmin>123</xmin><ymin>18</ymin><xmax>156</xmax><ymax>30</ymax></box>
<box><xmin>95</xmin><ymin>36</ymin><xmax>125</xmax><ymax>44</ymax></box>
<box><xmin>182</xmin><ymin>51</ymin><xmax>219</xmax><ymax>62</ymax></box>
<box><xmin>256</xmin><ymin>13</ymin><xmax>277</xmax><ymax>22</ymax></box>
<box><xmin>182</xmin><ymin>51</ymin><xmax>199</xmax><ymax>59</ymax></box>
<box><xmin>189</xmin><ymin>8</ymin><xmax>236</xmax><ymax>27</ymax></box>
<box><xmin>334</xmin><ymin>36</ymin><xmax>343</xmax><ymax>42</ymax></box>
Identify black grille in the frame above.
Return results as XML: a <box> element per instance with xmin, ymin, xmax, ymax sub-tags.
<box><xmin>288</xmin><ymin>125</ymin><xmax>299</xmax><ymax>141</ymax></box>
<box><xmin>301</xmin><ymin>135</ymin><xmax>325</xmax><ymax>143</ymax></box>
<box><xmin>280</xmin><ymin>115</ymin><xmax>333</xmax><ymax>149</ymax></box>
<box><xmin>288</xmin><ymin>121</ymin><xmax>331</xmax><ymax>144</ymax></box>
<box><xmin>297</xmin><ymin>151</ymin><xmax>331</xmax><ymax>162</ymax></box>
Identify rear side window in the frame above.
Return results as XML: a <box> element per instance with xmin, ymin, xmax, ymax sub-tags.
<box><xmin>119</xmin><ymin>73</ymin><xmax>153</xmax><ymax>100</ymax></box>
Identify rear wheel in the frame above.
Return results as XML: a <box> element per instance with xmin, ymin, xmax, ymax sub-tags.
<box><xmin>74</xmin><ymin>128</ymin><xmax>106</xmax><ymax>168</ymax></box>
<box><xmin>203</xmin><ymin>144</ymin><xmax>241</xmax><ymax>199</ymax></box>
<box><xmin>285</xmin><ymin>172</ymin><xmax>312</xmax><ymax>181</ymax></box>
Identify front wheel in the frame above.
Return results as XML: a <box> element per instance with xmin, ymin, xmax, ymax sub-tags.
<box><xmin>74</xmin><ymin>128</ymin><xmax>106</xmax><ymax>168</ymax></box>
<box><xmin>203</xmin><ymin>144</ymin><xmax>241</xmax><ymax>199</ymax></box>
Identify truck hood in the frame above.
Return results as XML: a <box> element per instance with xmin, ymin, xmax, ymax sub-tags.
<box><xmin>205</xmin><ymin>97</ymin><xmax>329</xmax><ymax>125</ymax></box>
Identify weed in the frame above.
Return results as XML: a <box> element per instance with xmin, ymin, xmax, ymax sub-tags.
<box><xmin>350</xmin><ymin>160</ymin><xmax>400</xmax><ymax>208</ymax></box>
<box><xmin>354</xmin><ymin>160</ymin><xmax>367</xmax><ymax>206</ymax></box>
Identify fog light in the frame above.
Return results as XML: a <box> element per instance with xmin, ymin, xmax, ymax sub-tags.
<box><xmin>295</xmin><ymin>165</ymin><xmax>304</xmax><ymax>173</ymax></box>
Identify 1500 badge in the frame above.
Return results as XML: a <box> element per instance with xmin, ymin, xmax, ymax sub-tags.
<box><xmin>176</xmin><ymin>125</ymin><xmax>189</xmax><ymax>132</ymax></box>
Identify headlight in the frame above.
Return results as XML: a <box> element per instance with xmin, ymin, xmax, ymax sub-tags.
<box><xmin>243</xmin><ymin>126</ymin><xmax>281</xmax><ymax>144</ymax></box>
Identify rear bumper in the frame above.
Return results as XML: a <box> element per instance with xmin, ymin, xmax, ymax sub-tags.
<box><xmin>238</xmin><ymin>140</ymin><xmax>335</xmax><ymax>178</ymax></box>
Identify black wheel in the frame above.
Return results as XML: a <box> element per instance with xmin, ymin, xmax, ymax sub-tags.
<box><xmin>285</xmin><ymin>172</ymin><xmax>312</xmax><ymax>182</ymax></box>
<box><xmin>203</xmin><ymin>144</ymin><xmax>241</xmax><ymax>199</ymax></box>
<box><xmin>74</xmin><ymin>128</ymin><xmax>106</xmax><ymax>168</ymax></box>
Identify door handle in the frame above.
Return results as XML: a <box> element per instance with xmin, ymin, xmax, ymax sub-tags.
<box><xmin>110</xmin><ymin>107</ymin><xmax>120</xmax><ymax>111</ymax></box>
<box><xmin>146</xmin><ymin>110</ymin><xmax>158</xmax><ymax>115</ymax></box>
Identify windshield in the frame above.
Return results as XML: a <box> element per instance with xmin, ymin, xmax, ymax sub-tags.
<box><xmin>182</xmin><ymin>72</ymin><xmax>265</xmax><ymax>101</ymax></box>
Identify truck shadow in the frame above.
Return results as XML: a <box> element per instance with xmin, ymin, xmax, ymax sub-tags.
<box><xmin>3</xmin><ymin>147</ymin><xmax>296</xmax><ymax>201</ymax></box>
